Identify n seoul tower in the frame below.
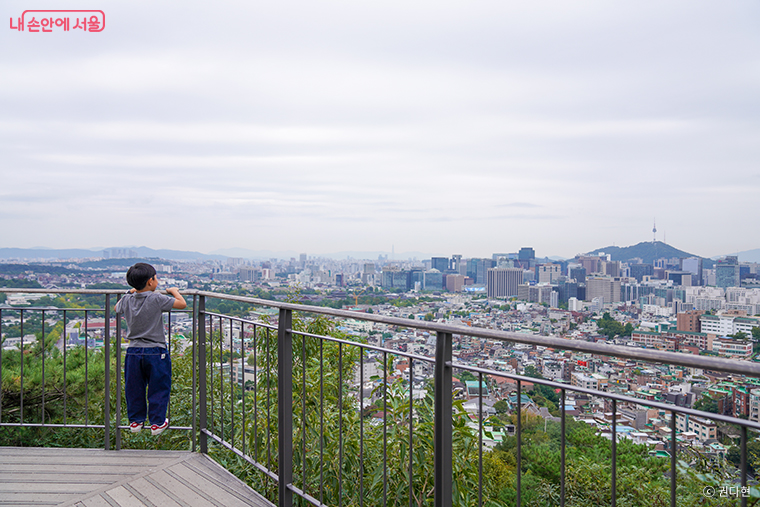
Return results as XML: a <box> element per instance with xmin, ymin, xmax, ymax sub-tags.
<box><xmin>652</xmin><ymin>219</ymin><xmax>657</xmax><ymax>243</ymax></box>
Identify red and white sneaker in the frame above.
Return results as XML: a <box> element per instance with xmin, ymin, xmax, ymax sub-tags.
<box><xmin>129</xmin><ymin>421</ymin><xmax>143</xmax><ymax>433</ymax></box>
<box><xmin>151</xmin><ymin>419</ymin><xmax>169</xmax><ymax>436</ymax></box>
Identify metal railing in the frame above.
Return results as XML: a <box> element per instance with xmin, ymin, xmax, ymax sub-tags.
<box><xmin>2</xmin><ymin>287</ymin><xmax>760</xmax><ymax>507</ymax></box>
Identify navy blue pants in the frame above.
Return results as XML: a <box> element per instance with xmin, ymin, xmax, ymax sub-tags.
<box><xmin>124</xmin><ymin>347</ymin><xmax>171</xmax><ymax>425</ymax></box>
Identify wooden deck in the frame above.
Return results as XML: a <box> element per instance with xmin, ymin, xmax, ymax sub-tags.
<box><xmin>0</xmin><ymin>447</ymin><xmax>274</xmax><ymax>507</ymax></box>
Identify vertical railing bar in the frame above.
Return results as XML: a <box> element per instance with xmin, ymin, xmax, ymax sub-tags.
<box><xmin>669</xmin><ymin>411</ymin><xmax>676</xmax><ymax>507</ymax></box>
<box><xmin>561</xmin><ymin>388</ymin><xmax>566</xmax><ymax>507</ymax></box>
<box><xmin>0</xmin><ymin>309</ymin><xmax>3</xmax><ymax>423</ymax></box>
<box><xmin>167</xmin><ymin>309</ymin><xmax>172</xmax><ymax>423</ymax></box>
<box><xmin>63</xmin><ymin>310</ymin><xmax>68</xmax><ymax>426</ymax></box>
<box><xmin>1</xmin><ymin>309</ymin><xmax>4</xmax><ymax>423</ymax></box>
<box><xmin>359</xmin><ymin>346</ymin><xmax>364</xmax><ymax>507</ymax></box>
<box><xmin>478</xmin><ymin>370</ymin><xmax>483</xmax><ymax>507</ymax></box>
<box><xmin>278</xmin><ymin>308</ymin><xmax>294</xmax><ymax>507</ymax></box>
<box><xmin>241</xmin><ymin>321</ymin><xmax>246</xmax><ymax>456</ymax></box>
<box><xmin>20</xmin><ymin>311</ymin><xmax>24</xmax><ymax>424</ymax></box>
<box><xmin>320</xmin><ymin>339</ymin><xmax>324</xmax><ymax>505</ymax></box>
<box><xmin>191</xmin><ymin>295</ymin><xmax>197</xmax><ymax>453</ymax></box>
<box><xmin>383</xmin><ymin>350</ymin><xmax>388</xmax><ymax>507</ymax></box>
<box><xmin>741</xmin><ymin>425</ymin><xmax>748</xmax><ymax>507</ymax></box>
<box><xmin>229</xmin><ymin>317</ymin><xmax>234</xmax><ymax>448</ymax></box>
<box><xmin>104</xmin><ymin>296</ymin><xmax>111</xmax><ymax>450</ymax></box>
<box><xmin>115</xmin><ymin>298</ymin><xmax>122</xmax><ymax>450</ymax></box>
<box><xmin>253</xmin><ymin>323</ymin><xmax>259</xmax><ymax>462</ymax></box>
<box><xmin>434</xmin><ymin>331</ymin><xmax>453</xmax><ymax>507</ymax></box>
<box><xmin>339</xmin><ymin>342</ymin><xmax>344</xmax><ymax>507</ymax></box>
<box><xmin>220</xmin><ymin>315</ymin><xmax>224</xmax><ymax>442</ymax></box>
<box><xmin>611</xmin><ymin>399</ymin><xmax>617</xmax><ymax>507</ymax></box>
<box><xmin>408</xmin><ymin>357</ymin><xmax>414</xmax><ymax>507</ymax></box>
<box><xmin>209</xmin><ymin>313</ymin><xmax>214</xmax><ymax>439</ymax></box>
<box><xmin>41</xmin><ymin>310</ymin><xmax>45</xmax><ymax>425</ymax></box>
<box><xmin>85</xmin><ymin>311</ymin><xmax>89</xmax><ymax>426</ymax></box>
<box><xmin>517</xmin><ymin>379</ymin><xmax>521</xmax><ymax>507</ymax></box>
<box><xmin>302</xmin><ymin>332</ymin><xmax>307</xmax><ymax>491</ymax></box>
<box><xmin>198</xmin><ymin>296</ymin><xmax>207</xmax><ymax>454</ymax></box>
<box><xmin>266</xmin><ymin>326</ymin><xmax>272</xmax><ymax>475</ymax></box>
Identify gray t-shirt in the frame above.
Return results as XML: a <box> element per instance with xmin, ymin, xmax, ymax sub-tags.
<box><xmin>115</xmin><ymin>291</ymin><xmax>176</xmax><ymax>348</ymax></box>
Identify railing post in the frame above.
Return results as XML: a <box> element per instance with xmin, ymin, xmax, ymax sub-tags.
<box><xmin>278</xmin><ymin>308</ymin><xmax>293</xmax><ymax>507</ymax></box>
<box><xmin>198</xmin><ymin>295</ymin><xmax>208</xmax><ymax>454</ymax></box>
<box><xmin>434</xmin><ymin>331</ymin><xmax>453</xmax><ymax>507</ymax></box>
<box><xmin>192</xmin><ymin>295</ymin><xmax>198</xmax><ymax>453</ymax></box>
<box><xmin>115</xmin><ymin>298</ymin><xmax>122</xmax><ymax>451</ymax></box>
<box><xmin>104</xmin><ymin>294</ymin><xmax>111</xmax><ymax>450</ymax></box>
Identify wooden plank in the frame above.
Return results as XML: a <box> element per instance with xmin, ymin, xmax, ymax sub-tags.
<box><xmin>0</xmin><ymin>447</ymin><xmax>191</xmax><ymax>460</ymax></box>
<box><xmin>126</xmin><ymin>478</ymin><xmax>183</xmax><ymax>507</ymax></box>
<box><xmin>79</xmin><ymin>495</ymin><xmax>116</xmax><ymax>507</ymax></box>
<box><xmin>182</xmin><ymin>456</ymin><xmax>273</xmax><ymax>507</ymax></box>
<box><xmin>1</xmin><ymin>464</ymin><xmax>151</xmax><ymax>474</ymax></box>
<box><xmin>0</xmin><ymin>492</ymin><xmax>80</xmax><ymax>503</ymax></box>
<box><xmin>166</xmin><ymin>464</ymin><xmax>255</xmax><ymax>507</ymax></box>
<box><xmin>142</xmin><ymin>470</ymin><xmax>210</xmax><ymax>506</ymax></box>
<box><xmin>0</xmin><ymin>473</ymin><xmax>121</xmax><ymax>483</ymax></box>
<box><xmin>0</xmin><ymin>455</ymin><xmax>182</xmax><ymax>466</ymax></box>
<box><xmin>104</xmin><ymin>486</ymin><xmax>147</xmax><ymax>507</ymax></box>
<box><xmin>0</xmin><ymin>482</ymin><xmax>95</xmax><ymax>493</ymax></box>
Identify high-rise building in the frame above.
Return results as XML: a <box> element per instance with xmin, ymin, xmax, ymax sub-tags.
<box><xmin>585</xmin><ymin>276</ymin><xmax>621</xmax><ymax>304</ymax></box>
<box><xmin>578</xmin><ymin>255</ymin><xmax>602</xmax><ymax>275</ymax></box>
<box><xmin>468</xmin><ymin>258</ymin><xmax>494</xmax><ymax>285</ymax></box>
<box><xmin>716</xmin><ymin>256</ymin><xmax>740</xmax><ymax>289</ymax></box>
<box><xmin>450</xmin><ymin>254</ymin><xmax>463</xmax><ymax>272</ymax></box>
<box><xmin>629</xmin><ymin>263</ymin><xmax>654</xmax><ymax>283</ymax></box>
<box><xmin>569</xmin><ymin>266</ymin><xmax>587</xmax><ymax>284</ymax></box>
<box><xmin>487</xmin><ymin>268</ymin><xmax>523</xmax><ymax>298</ymax></box>
<box><xmin>601</xmin><ymin>261</ymin><xmax>620</xmax><ymax>277</ymax></box>
<box><xmin>537</xmin><ymin>264</ymin><xmax>561</xmax><ymax>283</ymax></box>
<box><xmin>557</xmin><ymin>280</ymin><xmax>579</xmax><ymax>303</ymax></box>
<box><xmin>668</xmin><ymin>271</ymin><xmax>693</xmax><ymax>287</ymax></box>
<box><xmin>517</xmin><ymin>283</ymin><xmax>553</xmax><ymax>304</ymax></box>
<box><xmin>681</xmin><ymin>257</ymin><xmax>703</xmax><ymax>286</ymax></box>
<box><xmin>445</xmin><ymin>274</ymin><xmax>466</xmax><ymax>292</ymax></box>
<box><xmin>518</xmin><ymin>247</ymin><xmax>535</xmax><ymax>261</ymax></box>
<box><xmin>677</xmin><ymin>310</ymin><xmax>704</xmax><ymax>333</ymax></box>
<box><xmin>431</xmin><ymin>257</ymin><xmax>449</xmax><ymax>273</ymax></box>
<box><xmin>423</xmin><ymin>269</ymin><xmax>444</xmax><ymax>290</ymax></box>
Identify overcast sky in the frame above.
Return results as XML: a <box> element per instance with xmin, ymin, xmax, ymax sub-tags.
<box><xmin>2</xmin><ymin>1</ymin><xmax>759</xmax><ymax>260</ymax></box>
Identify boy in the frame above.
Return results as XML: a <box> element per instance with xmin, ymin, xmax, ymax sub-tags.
<box><xmin>115</xmin><ymin>263</ymin><xmax>186</xmax><ymax>436</ymax></box>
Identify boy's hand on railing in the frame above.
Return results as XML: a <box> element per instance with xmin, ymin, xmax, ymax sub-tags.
<box><xmin>167</xmin><ymin>287</ymin><xmax>187</xmax><ymax>310</ymax></box>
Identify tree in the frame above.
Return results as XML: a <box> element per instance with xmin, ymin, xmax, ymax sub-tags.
<box><xmin>694</xmin><ymin>396</ymin><xmax>719</xmax><ymax>414</ymax></box>
<box><xmin>596</xmin><ymin>313</ymin><xmax>626</xmax><ymax>340</ymax></box>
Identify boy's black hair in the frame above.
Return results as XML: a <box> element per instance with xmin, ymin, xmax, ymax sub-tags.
<box><xmin>126</xmin><ymin>263</ymin><xmax>156</xmax><ymax>290</ymax></box>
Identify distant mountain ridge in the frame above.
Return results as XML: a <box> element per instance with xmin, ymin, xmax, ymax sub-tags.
<box><xmin>712</xmin><ymin>248</ymin><xmax>760</xmax><ymax>263</ymax></box>
<box><xmin>2</xmin><ymin>242</ymin><xmax>753</xmax><ymax>264</ymax></box>
<box><xmin>584</xmin><ymin>241</ymin><xmax>707</xmax><ymax>265</ymax></box>
<box><xmin>0</xmin><ymin>247</ymin><xmax>225</xmax><ymax>262</ymax></box>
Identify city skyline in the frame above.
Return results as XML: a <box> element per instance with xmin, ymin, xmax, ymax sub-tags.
<box><xmin>2</xmin><ymin>1</ymin><xmax>759</xmax><ymax>258</ymax></box>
